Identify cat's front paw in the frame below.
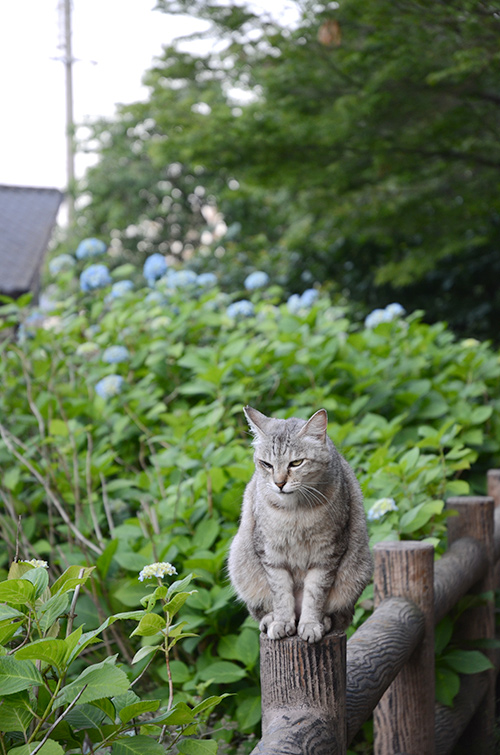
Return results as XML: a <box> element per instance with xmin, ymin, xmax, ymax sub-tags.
<box><xmin>298</xmin><ymin>620</ymin><xmax>326</xmax><ymax>643</ymax></box>
<box><xmin>267</xmin><ymin>619</ymin><xmax>296</xmax><ymax>639</ymax></box>
<box><xmin>260</xmin><ymin>614</ymin><xmax>296</xmax><ymax>639</ymax></box>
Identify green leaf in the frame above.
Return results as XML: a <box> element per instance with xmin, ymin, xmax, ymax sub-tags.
<box><xmin>0</xmin><ymin>617</ymin><xmax>25</xmax><ymax>645</ymax></box>
<box><xmin>0</xmin><ymin>656</ymin><xmax>43</xmax><ymax>694</ymax></box>
<box><xmin>218</xmin><ymin>629</ymin><xmax>259</xmax><ymax>668</ymax></box>
<box><xmin>198</xmin><ymin>661</ymin><xmax>247</xmax><ymax>684</ymax></box>
<box><xmin>15</xmin><ymin>638</ymin><xmax>68</xmax><ymax>670</ymax></box>
<box><xmin>111</xmin><ymin>736</ymin><xmax>167</xmax><ymax>755</ymax></box>
<box><xmin>151</xmin><ymin>701</ymin><xmax>194</xmax><ymax>725</ymax></box>
<box><xmin>48</xmin><ymin>419</ymin><xmax>69</xmax><ymax>437</ymax></box>
<box><xmin>167</xmin><ymin>574</ymin><xmax>194</xmax><ymax>599</ymax></box>
<box><xmin>131</xmin><ymin>644</ymin><xmax>161</xmax><ymax>665</ymax></box>
<box><xmin>8</xmin><ymin>739</ymin><xmax>64</xmax><ymax>755</ymax></box>
<box><xmin>130</xmin><ymin>613</ymin><xmax>166</xmax><ymax>637</ymax></box>
<box><xmin>177</xmin><ymin>739</ymin><xmax>218</xmax><ymax>755</ymax></box>
<box><xmin>164</xmin><ymin>591</ymin><xmax>195</xmax><ymax>617</ymax></box>
<box><xmin>469</xmin><ymin>405</ymin><xmax>492</xmax><ymax>425</ymax></box>
<box><xmin>434</xmin><ymin>615</ymin><xmax>453</xmax><ymax>655</ymax></box>
<box><xmin>236</xmin><ymin>694</ymin><xmax>261</xmax><ymax>731</ymax></box>
<box><xmin>97</xmin><ymin>539</ymin><xmax>119</xmax><ymax>578</ymax></box>
<box><xmin>399</xmin><ymin>447</ymin><xmax>420</xmax><ymax>471</ymax></box>
<box><xmin>443</xmin><ymin>649</ymin><xmax>494</xmax><ymax>674</ymax></box>
<box><xmin>91</xmin><ymin>697</ymin><xmax>116</xmax><ymax>722</ymax></box>
<box><xmin>50</xmin><ymin>565</ymin><xmax>95</xmax><ymax>596</ymax></box>
<box><xmin>118</xmin><ymin>699</ymin><xmax>161</xmax><ymax>723</ymax></box>
<box><xmin>21</xmin><ymin>567</ymin><xmax>49</xmax><ymax>599</ymax></box>
<box><xmin>399</xmin><ymin>500</ymin><xmax>444</xmax><ymax>534</ymax></box>
<box><xmin>435</xmin><ymin>666</ymin><xmax>460</xmax><ymax>707</ymax></box>
<box><xmin>0</xmin><ymin>605</ymin><xmax>25</xmax><ymax>621</ymax></box>
<box><xmin>192</xmin><ymin>694</ymin><xmax>230</xmax><ymax>717</ymax></box>
<box><xmin>166</xmin><ymin>659</ymin><xmax>191</xmax><ymax>683</ymax></box>
<box><xmin>0</xmin><ymin>579</ymin><xmax>35</xmax><ymax>604</ymax></box>
<box><xmin>56</xmin><ymin>657</ymin><xmax>130</xmax><ymax>705</ymax></box>
<box><xmin>192</xmin><ymin>518</ymin><xmax>220</xmax><ymax>549</ymax></box>
<box><xmin>64</xmin><ymin>703</ymin><xmax>107</xmax><ymax>729</ymax></box>
<box><xmin>39</xmin><ymin>593</ymin><xmax>70</xmax><ymax>633</ymax></box>
<box><xmin>3</xmin><ymin>467</ymin><xmax>20</xmax><ymax>491</ymax></box>
<box><xmin>0</xmin><ymin>691</ymin><xmax>32</xmax><ymax>732</ymax></box>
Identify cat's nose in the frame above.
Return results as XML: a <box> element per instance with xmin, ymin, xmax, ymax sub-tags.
<box><xmin>275</xmin><ymin>480</ymin><xmax>286</xmax><ymax>490</ymax></box>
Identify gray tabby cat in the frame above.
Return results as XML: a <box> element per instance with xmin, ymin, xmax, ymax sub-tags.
<box><xmin>228</xmin><ymin>406</ymin><xmax>373</xmax><ymax>643</ymax></box>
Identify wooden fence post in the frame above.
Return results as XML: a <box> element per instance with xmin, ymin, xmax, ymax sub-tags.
<box><xmin>373</xmin><ymin>541</ymin><xmax>435</xmax><ymax>755</ymax></box>
<box><xmin>251</xmin><ymin>631</ymin><xmax>346</xmax><ymax>755</ymax></box>
<box><xmin>445</xmin><ymin>495</ymin><xmax>495</xmax><ymax>755</ymax></box>
<box><xmin>487</xmin><ymin>469</ymin><xmax>500</xmax><ymax>507</ymax></box>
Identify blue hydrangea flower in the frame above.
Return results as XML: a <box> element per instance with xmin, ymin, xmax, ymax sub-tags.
<box><xmin>145</xmin><ymin>290</ymin><xmax>165</xmax><ymax>304</ymax></box>
<box><xmin>109</xmin><ymin>280</ymin><xmax>134</xmax><ymax>298</ymax></box>
<box><xmin>49</xmin><ymin>254</ymin><xmax>76</xmax><ymax>275</ymax></box>
<box><xmin>161</xmin><ymin>269</ymin><xmax>198</xmax><ymax>289</ymax></box>
<box><xmin>365</xmin><ymin>303</ymin><xmax>406</xmax><ymax>328</ymax></box>
<box><xmin>385</xmin><ymin>302</ymin><xmax>405</xmax><ymax>318</ymax></box>
<box><xmin>364</xmin><ymin>308</ymin><xmax>390</xmax><ymax>328</ymax></box>
<box><xmin>367</xmin><ymin>497</ymin><xmax>398</xmax><ymax>522</ymax></box>
<box><xmin>80</xmin><ymin>264</ymin><xmax>112</xmax><ymax>292</ymax></box>
<box><xmin>286</xmin><ymin>294</ymin><xmax>302</xmax><ymax>315</ymax></box>
<box><xmin>287</xmin><ymin>289</ymin><xmax>319</xmax><ymax>314</ymax></box>
<box><xmin>300</xmin><ymin>288</ymin><xmax>319</xmax><ymax>307</ymax></box>
<box><xmin>244</xmin><ymin>271</ymin><xmax>269</xmax><ymax>291</ymax></box>
<box><xmin>143</xmin><ymin>253</ymin><xmax>168</xmax><ymax>284</ymax></box>
<box><xmin>76</xmin><ymin>238</ymin><xmax>107</xmax><ymax>260</ymax></box>
<box><xmin>226</xmin><ymin>299</ymin><xmax>255</xmax><ymax>319</ymax></box>
<box><xmin>95</xmin><ymin>374</ymin><xmax>124</xmax><ymax>398</ymax></box>
<box><xmin>102</xmin><ymin>345</ymin><xmax>130</xmax><ymax>364</ymax></box>
<box><xmin>197</xmin><ymin>272</ymin><xmax>218</xmax><ymax>288</ymax></box>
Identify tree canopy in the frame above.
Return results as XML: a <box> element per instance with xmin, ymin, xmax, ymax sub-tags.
<box><xmin>77</xmin><ymin>0</ymin><xmax>500</xmax><ymax>340</ymax></box>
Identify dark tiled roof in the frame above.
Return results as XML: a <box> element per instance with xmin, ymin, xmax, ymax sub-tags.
<box><xmin>0</xmin><ymin>184</ymin><xmax>64</xmax><ymax>296</ymax></box>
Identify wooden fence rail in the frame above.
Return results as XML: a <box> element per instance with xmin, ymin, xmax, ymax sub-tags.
<box><xmin>251</xmin><ymin>469</ymin><xmax>500</xmax><ymax>755</ymax></box>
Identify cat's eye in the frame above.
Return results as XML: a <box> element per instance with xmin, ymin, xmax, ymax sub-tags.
<box><xmin>289</xmin><ymin>459</ymin><xmax>304</xmax><ymax>468</ymax></box>
<box><xmin>259</xmin><ymin>460</ymin><xmax>273</xmax><ymax>470</ymax></box>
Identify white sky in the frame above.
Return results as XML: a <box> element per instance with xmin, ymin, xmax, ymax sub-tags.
<box><xmin>0</xmin><ymin>0</ymin><xmax>298</xmax><ymax>205</ymax></box>
<box><xmin>0</xmin><ymin>0</ymin><xmax>209</xmax><ymax>191</ymax></box>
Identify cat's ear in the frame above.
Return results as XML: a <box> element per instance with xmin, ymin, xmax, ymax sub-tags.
<box><xmin>243</xmin><ymin>406</ymin><xmax>271</xmax><ymax>437</ymax></box>
<box><xmin>298</xmin><ymin>409</ymin><xmax>328</xmax><ymax>442</ymax></box>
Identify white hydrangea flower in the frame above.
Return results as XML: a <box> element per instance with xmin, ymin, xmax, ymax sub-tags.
<box><xmin>367</xmin><ymin>497</ymin><xmax>398</xmax><ymax>522</ymax></box>
<box><xmin>138</xmin><ymin>562</ymin><xmax>178</xmax><ymax>582</ymax></box>
<box><xmin>462</xmin><ymin>338</ymin><xmax>479</xmax><ymax>349</ymax></box>
<box><xmin>20</xmin><ymin>559</ymin><xmax>49</xmax><ymax>569</ymax></box>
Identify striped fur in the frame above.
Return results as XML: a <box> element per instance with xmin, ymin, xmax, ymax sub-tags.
<box><xmin>228</xmin><ymin>407</ymin><xmax>373</xmax><ymax>643</ymax></box>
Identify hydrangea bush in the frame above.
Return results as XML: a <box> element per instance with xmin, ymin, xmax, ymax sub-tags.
<box><xmin>1</xmin><ymin>246</ymin><xmax>500</xmax><ymax>751</ymax></box>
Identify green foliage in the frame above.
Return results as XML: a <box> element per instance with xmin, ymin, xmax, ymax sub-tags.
<box><xmin>77</xmin><ymin>0</ymin><xmax>500</xmax><ymax>340</ymax></box>
<box><xmin>0</xmin><ymin>561</ymin><xmax>223</xmax><ymax>753</ymax></box>
<box><xmin>1</xmin><ymin>245</ymin><xmax>500</xmax><ymax>748</ymax></box>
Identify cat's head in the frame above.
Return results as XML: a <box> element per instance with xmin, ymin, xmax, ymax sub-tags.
<box><xmin>244</xmin><ymin>406</ymin><xmax>333</xmax><ymax>503</ymax></box>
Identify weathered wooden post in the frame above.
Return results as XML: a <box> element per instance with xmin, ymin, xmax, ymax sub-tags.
<box><xmin>373</xmin><ymin>541</ymin><xmax>435</xmax><ymax>755</ymax></box>
<box><xmin>445</xmin><ymin>495</ymin><xmax>495</xmax><ymax>754</ymax></box>
<box><xmin>487</xmin><ymin>470</ymin><xmax>500</xmax><ymax>580</ymax></box>
<box><xmin>487</xmin><ymin>468</ymin><xmax>500</xmax><ymax>507</ymax></box>
<box><xmin>251</xmin><ymin>631</ymin><xmax>346</xmax><ymax>755</ymax></box>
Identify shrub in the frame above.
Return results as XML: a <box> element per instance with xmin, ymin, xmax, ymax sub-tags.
<box><xmin>0</xmin><ymin>250</ymin><xmax>499</xmax><ymax>748</ymax></box>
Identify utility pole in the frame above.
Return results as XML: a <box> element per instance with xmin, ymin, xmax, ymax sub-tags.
<box><xmin>62</xmin><ymin>0</ymin><xmax>75</xmax><ymax>225</ymax></box>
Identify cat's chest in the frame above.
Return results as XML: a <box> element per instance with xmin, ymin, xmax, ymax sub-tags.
<box><xmin>256</xmin><ymin>505</ymin><xmax>329</xmax><ymax>566</ymax></box>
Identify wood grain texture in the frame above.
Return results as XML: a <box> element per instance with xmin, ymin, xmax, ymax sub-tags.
<box><xmin>373</xmin><ymin>542</ymin><xmax>435</xmax><ymax>755</ymax></box>
<box><xmin>345</xmin><ymin>596</ymin><xmax>424</xmax><ymax>744</ymax></box>
<box><xmin>445</xmin><ymin>496</ymin><xmax>495</xmax><ymax>754</ymax></box>
<box><xmin>252</xmin><ymin>631</ymin><xmax>346</xmax><ymax>755</ymax></box>
<box><xmin>434</xmin><ymin>671</ymin><xmax>489</xmax><ymax>755</ymax></box>
<box><xmin>433</xmin><ymin>536</ymin><xmax>487</xmax><ymax>625</ymax></box>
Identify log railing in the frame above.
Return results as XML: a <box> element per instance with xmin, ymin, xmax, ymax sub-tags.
<box><xmin>250</xmin><ymin>469</ymin><xmax>500</xmax><ymax>755</ymax></box>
